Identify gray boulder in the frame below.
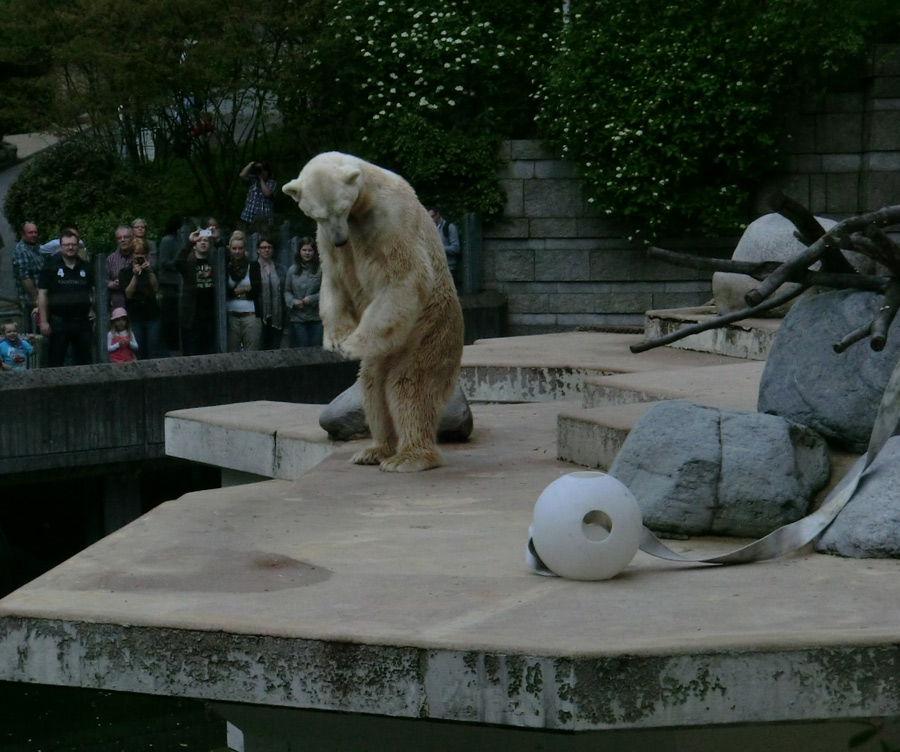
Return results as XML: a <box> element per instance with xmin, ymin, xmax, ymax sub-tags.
<box><xmin>609</xmin><ymin>401</ymin><xmax>830</xmax><ymax>538</ymax></box>
<box><xmin>757</xmin><ymin>289</ymin><xmax>900</xmax><ymax>452</ymax></box>
<box><xmin>712</xmin><ymin>213</ymin><xmax>872</xmax><ymax>317</ymax></box>
<box><xmin>815</xmin><ymin>436</ymin><xmax>900</xmax><ymax>559</ymax></box>
<box><xmin>319</xmin><ymin>381</ymin><xmax>473</xmax><ymax>442</ymax></box>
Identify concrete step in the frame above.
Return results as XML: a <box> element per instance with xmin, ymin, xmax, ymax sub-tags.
<box><xmin>558</xmin><ymin>402</ymin><xmax>652</xmax><ymax>470</ymax></box>
<box><xmin>582</xmin><ymin>361</ymin><xmax>765</xmax><ymax>409</ymax></box>
<box><xmin>562</xmin><ymin>361</ymin><xmax>766</xmax><ymax>469</ymax></box>
<box><xmin>643</xmin><ymin>306</ymin><xmax>781</xmax><ymax>361</ymax></box>
<box><xmin>460</xmin><ymin>331</ymin><xmax>749</xmax><ymax>402</ymax></box>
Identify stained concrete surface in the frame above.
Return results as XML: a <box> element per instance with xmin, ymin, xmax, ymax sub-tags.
<box><xmin>2</xmin><ymin>398</ymin><xmax>900</xmax><ymax>731</ymax></box>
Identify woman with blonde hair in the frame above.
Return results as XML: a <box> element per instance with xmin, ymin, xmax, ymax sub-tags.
<box><xmin>225</xmin><ymin>231</ymin><xmax>261</xmax><ymax>352</ymax></box>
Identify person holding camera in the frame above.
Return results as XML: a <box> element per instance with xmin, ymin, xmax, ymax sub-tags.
<box><xmin>107</xmin><ymin>225</ymin><xmax>135</xmax><ymax>309</ymax></box>
<box><xmin>118</xmin><ymin>237</ymin><xmax>164</xmax><ymax>360</ymax></box>
<box><xmin>238</xmin><ymin>160</ymin><xmax>277</xmax><ymax>230</ymax></box>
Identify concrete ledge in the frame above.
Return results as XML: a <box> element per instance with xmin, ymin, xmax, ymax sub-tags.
<box><xmin>582</xmin><ymin>362</ymin><xmax>765</xmax><ymax>410</ymax></box>
<box><xmin>643</xmin><ymin>308</ymin><xmax>781</xmax><ymax>360</ymax></box>
<box><xmin>558</xmin><ymin>403</ymin><xmax>653</xmax><ymax>469</ymax></box>
<box><xmin>461</xmin><ymin>332</ymin><xmax>748</xmax><ymax>402</ymax></box>
<box><xmin>0</xmin><ymin>349</ymin><xmax>358</xmax><ymax>477</ymax></box>
<box><xmin>165</xmin><ymin>401</ymin><xmax>333</xmax><ymax>480</ymax></box>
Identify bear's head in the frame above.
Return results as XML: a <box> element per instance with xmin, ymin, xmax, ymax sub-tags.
<box><xmin>283</xmin><ymin>152</ymin><xmax>362</xmax><ymax>247</ymax></box>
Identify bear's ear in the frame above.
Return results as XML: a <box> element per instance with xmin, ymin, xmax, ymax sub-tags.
<box><xmin>282</xmin><ymin>179</ymin><xmax>301</xmax><ymax>201</ymax></box>
<box><xmin>339</xmin><ymin>166</ymin><xmax>361</xmax><ymax>185</ymax></box>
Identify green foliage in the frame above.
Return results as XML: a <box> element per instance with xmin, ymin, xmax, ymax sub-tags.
<box><xmin>0</xmin><ymin>0</ymin><xmax>54</xmax><ymax>136</ymax></box>
<box><xmin>5</xmin><ymin>0</ymin><xmax>300</xmax><ymax>218</ymax></box>
<box><xmin>538</xmin><ymin>0</ymin><xmax>888</xmax><ymax>242</ymax></box>
<box><xmin>4</xmin><ymin>139</ymin><xmax>162</xmax><ymax>253</ymax></box>
<box><xmin>275</xmin><ymin>0</ymin><xmax>559</xmax><ymax>219</ymax></box>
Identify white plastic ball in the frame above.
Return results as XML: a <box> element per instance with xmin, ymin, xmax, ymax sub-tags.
<box><xmin>530</xmin><ymin>471</ymin><xmax>643</xmax><ymax>580</ymax></box>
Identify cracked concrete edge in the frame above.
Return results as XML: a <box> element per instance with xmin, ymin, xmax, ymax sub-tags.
<box><xmin>3</xmin><ymin>616</ymin><xmax>899</xmax><ymax>731</ymax></box>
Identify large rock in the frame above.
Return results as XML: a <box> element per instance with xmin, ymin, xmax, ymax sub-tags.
<box><xmin>757</xmin><ymin>289</ymin><xmax>900</xmax><ymax>452</ymax></box>
<box><xmin>815</xmin><ymin>436</ymin><xmax>900</xmax><ymax>558</ymax></box>
<box><xmin>319</xmin><ymin>381</ymin><xmax>473</xmax><ymax>443</ymax></box>
<box><xmin>609</xmin><ymin>401</ymin><xmax>830</xmax><ymax>538</ymax></box>
<box><xmin>712</xmin><ymin>213</ymin><xmax>872</xmax><ymax>317</ymax></box>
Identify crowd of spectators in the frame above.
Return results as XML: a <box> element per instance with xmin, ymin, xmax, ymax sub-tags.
<box><xmin>7</xmin><ymin>213</ymin><xmax>323</xmax><ymax>369</ymax></box>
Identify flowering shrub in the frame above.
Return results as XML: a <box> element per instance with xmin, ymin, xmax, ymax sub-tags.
<box><xmin>278</xmin><ymin>0</ymin><xmax>558</xmax><ymax>219</ymax></box>
<box><xmin>538</xmin><ymin>0</ymin><xmax>878</xmax><ymax>242</ymax></box>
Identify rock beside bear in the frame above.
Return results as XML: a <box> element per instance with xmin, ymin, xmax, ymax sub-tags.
<box><xmin>320</xmin><ymin>381</ymin><xmax>473</xmax><ymax>443</ymax></box>
<box><xmin>283</xmin><ymin>152</ymin><xmax>464</xmax><ymax>472</ymax></box>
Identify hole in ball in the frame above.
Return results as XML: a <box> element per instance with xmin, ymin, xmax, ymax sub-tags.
<box><xmin>582</xmin><ymin>510</ymin><xmax>612</xmax><ymax>542</ymax></box>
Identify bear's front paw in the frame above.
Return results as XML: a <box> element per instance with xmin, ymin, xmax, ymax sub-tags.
<box><xmin>339</xmin><ymin>332</ymin><xmax>368</xmax><ymax>360</ymax></box>
<box><xmin>322</xmin><ymin>333</ymin><xmax>343</xmax><ymax>353</ymax></box>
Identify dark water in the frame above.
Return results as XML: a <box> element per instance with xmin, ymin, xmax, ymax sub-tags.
<box><xmin>0</xmin><ymin>463</ymin><xmax>227</xmax><ymax>750</ymax></box>
<box><xmin>0</xmin><ymin>682</ymin><xmax>227</xmax><ymax>751</ymax></box>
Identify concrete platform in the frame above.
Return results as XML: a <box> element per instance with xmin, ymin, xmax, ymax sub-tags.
<box><xmin>1</xmin><ymin>333</ymin><xmax>897</xmax><ymax>738</ymax></box>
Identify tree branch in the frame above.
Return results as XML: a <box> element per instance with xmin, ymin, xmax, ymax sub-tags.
<box><xmin>631</xmin><ymin>283</ymin><xmax>811</xmax><ymax>354</ymax></box>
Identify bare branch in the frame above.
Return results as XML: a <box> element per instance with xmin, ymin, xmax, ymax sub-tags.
<box><xmin>631</xmin><ymin>283</ymin><xmax>810</xmax><ymax>354</ymax></box>
<box><xmin>745</xmin><ymin>206</ymin><xmax>900</xmax><ymax>307</ymax></box>
<box><xmin>871</xmin><ymin>280</ymin><xmax>900</xmax><ymax>352</ymax></box>
<box><xmin>833</xmin><ymin>323</ymin><xmax>872</xmax><ymax>354</ymax></box>
<box><xmin>646</xmin><ymin>247</ymin><xmax>888</xmax><ymax>291</ymax></box>
<box><xmin>767</xmin><ymin>189</ymin><xmax>854</xmax><ymax>273</ymax></box>
<box><xmin>863</xmin><ymin>225</ymin><xmax>900</xmax><ymax>276</ymax></box>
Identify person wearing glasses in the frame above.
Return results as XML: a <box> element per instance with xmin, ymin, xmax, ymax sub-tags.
<box><xmin>37</xmin><ymin>230</ymin><xmax>95</xmax><ymax>367</ymax></box>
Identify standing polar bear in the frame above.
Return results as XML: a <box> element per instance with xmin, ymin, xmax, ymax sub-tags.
<box><xmin>283</xmin><ymin>152</ymin><xmax>464</xmax><ymax>472</ymax></box>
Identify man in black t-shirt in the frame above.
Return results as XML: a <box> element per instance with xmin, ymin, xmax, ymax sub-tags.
<box><xmin>37</xmin><ymin>230</ymin><xmax>95</xmax><ymax>367</ymax></box>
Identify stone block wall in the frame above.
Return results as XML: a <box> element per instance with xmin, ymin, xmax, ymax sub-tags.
<box><xmin>481</xmin><ymin>45</ymin><xmax>900</xmax><ymax>337</ymax></box>
<box><xmin>776</xmin><ymin>45</ymin><xmax>900</xmax><ymax>217</ymax></box>
<box><xmin>482</xmin><ymin>141</ymin><xmax>730</xmax><ymax>335</ymax></box>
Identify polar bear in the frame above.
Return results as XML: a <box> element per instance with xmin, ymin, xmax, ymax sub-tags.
<box><xmin>283</xmin><ymin>152</ymin><xmax>464</xmax><ymax>472</ymax></box>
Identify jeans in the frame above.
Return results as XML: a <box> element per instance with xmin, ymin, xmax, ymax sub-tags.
<box><xmin>290</xmin><ymin>320</ymin><xmax>323</xmax><ymax>348</ymax></box>
<box><xmin>131</xmin><ymin>318</ymin><xmax>165</xmax><ymax>360</ymax></box>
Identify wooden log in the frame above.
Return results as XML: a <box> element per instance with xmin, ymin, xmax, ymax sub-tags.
<box><xmin>646</xmin><ymin>247</ymin><xmax>888</xmax><ymax>292</ymax></box>
<box><xmin>768</xmin><ymin>190</ymin><xmax>855</xmax><ymax>274</ymax></box>
<box><xmin>871</xmin><ymin>279</ymin><xmax>900</xmax><ymax>352</ymax></box>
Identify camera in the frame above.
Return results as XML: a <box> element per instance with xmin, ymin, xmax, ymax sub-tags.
<box><xmin>199</xmin><ymin>229</ymin><xmax>212</xmax><ymax>238</ymax></box>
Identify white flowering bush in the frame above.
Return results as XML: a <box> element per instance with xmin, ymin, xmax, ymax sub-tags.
<box><xmin>277</xmin><ymin>0</ymin><xmax>558</xmax><ymax>219</ymax></box>
<box><xmin>538</xmin><ymin>0</ymin><xmax>878</xmax><ymax>241</ymax></box>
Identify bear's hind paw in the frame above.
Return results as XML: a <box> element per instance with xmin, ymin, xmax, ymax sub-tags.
<box><xmin>379</xmin><ymin>449</ymin><xmax>443</xmax><ymax>473</ymax></box>
<box><xmin>351</xmin><ymin>446</ymin><xmax>392</xmax><ymax>465</ymax></box>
